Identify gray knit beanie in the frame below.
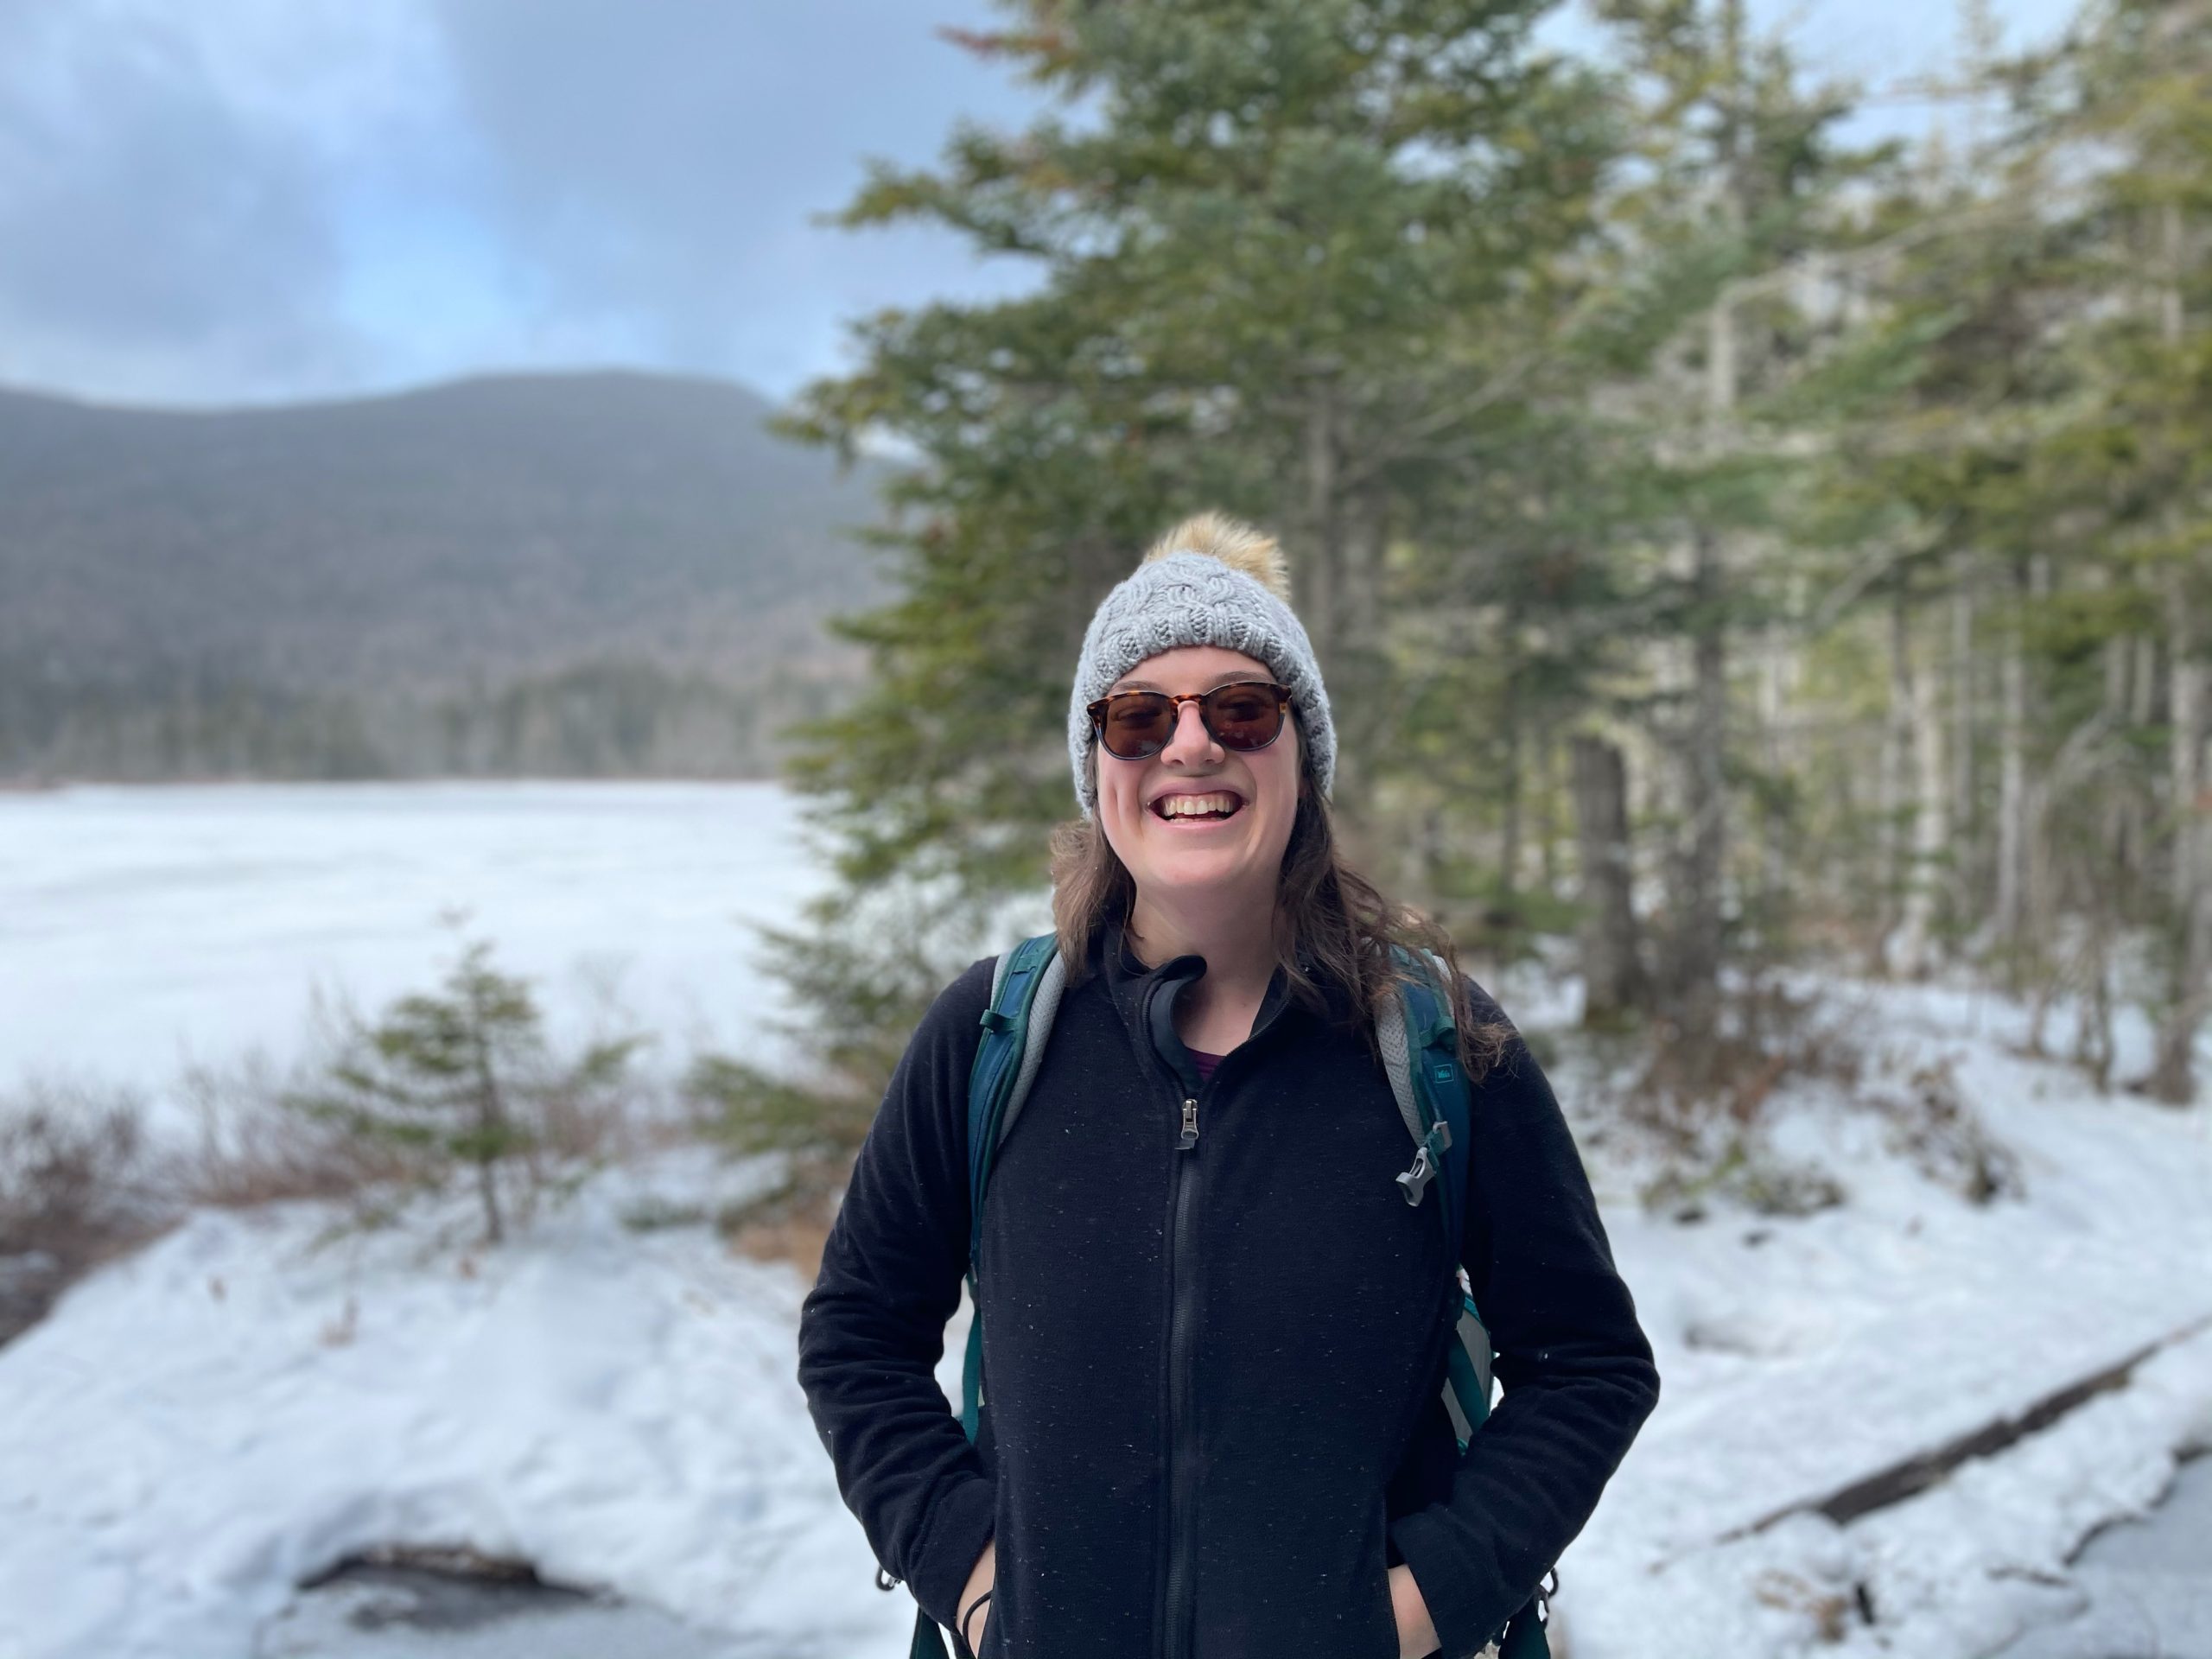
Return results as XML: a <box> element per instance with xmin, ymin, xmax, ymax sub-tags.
<box><xmin>1067</xmin><ymin>513</ymin><xmax>1334</xmax><ymax>817</ymax></box>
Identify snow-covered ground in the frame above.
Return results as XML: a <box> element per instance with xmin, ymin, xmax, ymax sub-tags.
<box><xmin>3</xmin><ymin>785</ymin><xmax>2208</xmax><ymax>1658</ymax></box>
<box><xmin>0</xmin><ymin>1148</ymin><xmax>912</xmax><ymax>1659</ymax></box>
<box><xmin>3</xmin><ymin>977</ymin><xmax>2203</xmax><ymax>1659</ymax></box>
<box><xmin>1555</xmin><ymin>975</ymin><xmax>2212</xmax><ymax>1657</ymax></box>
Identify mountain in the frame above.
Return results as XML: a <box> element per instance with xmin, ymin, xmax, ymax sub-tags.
<box><xmin>0</xmin><ymin>371</ymin><xmax>892</xmax><ymax>779</ymax></box>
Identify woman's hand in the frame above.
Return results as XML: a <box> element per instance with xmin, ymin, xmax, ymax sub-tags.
<box><xmin>1388</xmin><ymin>1562</ymin><xmax>1439</xmax><ymax>1659</ymax></box>
<box><xmin>958</xmin><ymin>1541</ymin><xmax>996</xmax><ymax>1655</ymax></box>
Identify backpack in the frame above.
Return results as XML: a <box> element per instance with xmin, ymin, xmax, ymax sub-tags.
<box><xmin>901</xmin><ymin>934</ymin><xmax>1554</xmax><ymax>1659</ymax></box>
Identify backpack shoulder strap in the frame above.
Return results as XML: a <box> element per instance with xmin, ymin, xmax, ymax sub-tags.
<box><xmin>1382</xmin><ymin>946</ymin><xmax>1473</xmax><ymax>1247</ymax></box>
<box><xmin>955</xmin><ymin>933</ymin><xmax>1063</xmax><ymax>1445</ymax></box>
<box><xmin>898</xmin><ymin>939</ymin><xmax>1066</xmax><ymax>1659</ymax></box>
<box><xmin>1378</xmin><ymin>946</ymin><xmax>1493</xmax><ymax>1436</ymax></box>
<box><xmin>967</xmin><ymin>933</ymin><xmax>1064</xmax><ymax>1263</ymax></box>
<box><xmin>1382</xmin><ymin>949</ymin><xmax>1557</xmax><ymax>1656</ymax></box>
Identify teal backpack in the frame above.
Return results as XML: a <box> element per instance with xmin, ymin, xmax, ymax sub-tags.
<box><xmin>902</xmin><ymin>934</ymin><xmax>1555</xmax><ymax>1659</ymax></box>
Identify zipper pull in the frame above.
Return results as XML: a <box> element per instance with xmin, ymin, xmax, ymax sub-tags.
<box><xmin>1178</xmin><ymin>1097</ymin><xmax>1199</xmax><ymax>1150</ymax></box>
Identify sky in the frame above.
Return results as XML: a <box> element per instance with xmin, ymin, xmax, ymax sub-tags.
<box><xmin>0</xmin><ymin>0</ymin><xmax>2083</xmax><ymax>411</ymax></box>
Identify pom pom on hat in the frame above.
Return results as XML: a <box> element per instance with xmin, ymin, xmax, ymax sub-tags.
<box><xmin>1140</xmin><ymin>511</ymin><xmax>1293</xmax><ymax>602</ymax></box>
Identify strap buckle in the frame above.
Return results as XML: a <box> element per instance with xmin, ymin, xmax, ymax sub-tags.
<box><xmin>1395</xmin><ymin>1120</ymin><xmax>1452</xmax><ymax>1206</ymax></box>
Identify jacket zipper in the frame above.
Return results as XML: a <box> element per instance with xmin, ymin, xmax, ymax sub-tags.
<box><xmin>1141</xmin><ymin>959</ymin><xmax>1294</xmax><ymax>1659</ymax></box>
<box><xmin>1163</xmin><ymin>1083</ymin><xmax>1201</xmax><ymax>1659</ymax></box>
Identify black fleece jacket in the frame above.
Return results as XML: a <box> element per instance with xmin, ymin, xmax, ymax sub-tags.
<box><xmin>796</xmin><ymin>924</ymin><xmax>1659</xmax><ymax>1659</ymax></box>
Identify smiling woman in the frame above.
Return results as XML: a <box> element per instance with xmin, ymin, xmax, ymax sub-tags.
<box><xmin>798</xmin><ymin>513</ymin><xmax>1660</xmax><ymax>1659</ymax></box>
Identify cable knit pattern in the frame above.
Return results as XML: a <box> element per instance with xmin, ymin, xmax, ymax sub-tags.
<box><xmin>1067</xmin><ymin>550</ymin><xmax>1335</xmax><ymax>817</ymax></box>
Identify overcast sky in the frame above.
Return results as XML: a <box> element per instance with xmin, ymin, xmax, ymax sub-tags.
<box><xmin>0</xmin><ymin>0</ymin><xmax>2080</xmax><ymax>410</ymax></box>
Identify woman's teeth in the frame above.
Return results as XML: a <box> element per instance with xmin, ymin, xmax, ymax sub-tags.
<box><xmin>1154</xmin><ymin>792</ymin><xmax>1242</xmax><ymax>821</ymax></box>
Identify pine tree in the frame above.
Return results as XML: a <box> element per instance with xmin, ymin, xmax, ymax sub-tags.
<box><xmin>766</xmin><ymin>0</ymin><xmax>1626</xmax><ymax>1124</ymax></box>
<box><xmin>1575</xmin><ymin>0</ymin><xmax>1889</xmax><ymax>1071</ymax></box>
<box><xmin>286</xmin><ymin>940</ymin><xmax>639</xmax><ymax>1243</ymax></box>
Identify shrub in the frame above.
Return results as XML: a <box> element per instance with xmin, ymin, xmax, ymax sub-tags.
<box><xmin>0</xmin><ymin>1084</ymin><xmax>174</xmax><ymax>1342</ymax></box>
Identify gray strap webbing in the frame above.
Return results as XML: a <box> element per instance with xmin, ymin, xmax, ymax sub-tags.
<box><xmin>1376</xmin><ymin>986</ymin><xmax>1425</xmax><ymax>1149</ymax></box>
<box><xmin>1379</xmin><ymin>948</ymin><xmax>1461</xmax><ymax>1152</ymax></box>
<box><xmin>989</xmin><ymin>944</ymin><xmax>1067</xmax><ymax>1157</ymax></box>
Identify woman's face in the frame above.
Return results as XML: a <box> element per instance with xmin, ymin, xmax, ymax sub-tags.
<box><xmin>1094</xmin><ymin>645</ymin><xmax>1302</xmax><ymax>915</ymax></box>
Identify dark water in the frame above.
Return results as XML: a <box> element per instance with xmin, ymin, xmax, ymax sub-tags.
<box><xmin>252</xmin><ymin>1560</ymin><xmax>784</xmax><ymax>1658</ymax></box>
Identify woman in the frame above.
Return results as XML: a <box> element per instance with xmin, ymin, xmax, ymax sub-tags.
<box><xmin>798</xmin><ymin>513</ymin><xmax>1659</xmax><ymax>1659</ymax></box>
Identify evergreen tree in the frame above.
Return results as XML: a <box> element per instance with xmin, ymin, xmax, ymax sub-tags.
<box><xmin>768</xmin><ymin>0</ymin><xmax>1625</xmax><ymax>1121</ymax></box>
<box><xmin>1575</xmin><ymin>0</ymin><xmax>1890</xmax><ymax>1071</ymax></box>
<box><xmin>286</xmin><ymin>939</ymin><xmax>639</xmax><ymax>1243</ymax></box>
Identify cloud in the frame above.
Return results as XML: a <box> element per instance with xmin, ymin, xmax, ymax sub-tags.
<box><xmin>423</xmin><ymin>0</ymin><xmax>1046</xmax><ymax>393</ymax></box>
<box><xmin>0</xmin><ymin>0</ymin><xmax>452</xmax><ymax>403</ymax></box>
<box><xmin>0</xmin><ymin>0</ymin><xmax>1046</xmax><ymax>406</ymax></box>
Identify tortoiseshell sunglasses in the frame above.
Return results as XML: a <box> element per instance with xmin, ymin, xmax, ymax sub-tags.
<box><xmin>1085</xmin><ymin>682</ymin><xmax>1294</xmax><ymax>760</ymax></box>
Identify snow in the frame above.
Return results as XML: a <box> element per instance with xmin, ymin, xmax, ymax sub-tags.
<box><xmin>0</xmin><ymin>1149</ymin><xmax>939</xmax><ymax>1659</ymax></box>
<box><xmin>1992</xmin><ymin>1452</ymin><xmax>2212</xmax><ymax>1657</ymax></box>
<box><xmin>0</xmin><ymin>782</ymin><xmax>831</xmax><ymax>1118</ymax></box>
<box><xmin>3</xmin><ymin>784</ymin><xmax>2209</xmax><ymax>1659</ymax></box>
<box><xmin>1554</xmin><ymin>975</ymin><xmax>2212</xmax><ymax>1658</ymax></box>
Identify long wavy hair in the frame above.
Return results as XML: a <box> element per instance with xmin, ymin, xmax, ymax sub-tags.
<box><xmin>1049</xmin><ymin>740</ymin><xmax>1515</xmax><ymax>1085</ymax></box>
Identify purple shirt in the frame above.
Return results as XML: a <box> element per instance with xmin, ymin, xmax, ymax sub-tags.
<box><xmin>1189</xmin><ymin>1048</ymin><xmax>1224</xmax><ymax>1084</ymax></box>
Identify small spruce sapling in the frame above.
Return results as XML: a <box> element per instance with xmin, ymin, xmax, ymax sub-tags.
<box><xmin>285</xmin><ymin>938</ymin><xmax>636</xmax><ymax>1244</ymax></box>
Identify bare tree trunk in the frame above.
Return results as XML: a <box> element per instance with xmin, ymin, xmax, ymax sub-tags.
<box><xmin>2145</xmin><ymin>201</ymin><xmax>2205</xmax><ymax>1103</ymax></box>
<box><xmin>1891</xmin><ymin>603</ymin><xmax>1948</xmax><ymax>979</ymax></box>
<box><xmin>1993</xmin><ymin>556</ymin><xmax>2031</xmax><ymax>971</ymax></box>
<box><xmin>1572</xmin><ymin>732</ymin><xmax>1649</xmax><ymax>1020</ymax></box>
<box><xmin>2150</xmin><ymin>565</ymin><xmax>2208</xmax><ymax>1103</ymax></box>
<box><xmin>1639</xmin><ymin>0</ymin><xmax>1751</xmax><ymax>1078</ymax></box>
<box><xmin>2103</xmin><ymin>633</ymin><xmax>2145</xmax><ymax>884</ymax></box>
<box><xmin>1950</xmin><ymin>551</ymin><xmax>1980</xmax><ymax>928</ymax></box>
<box><xmin>1300</xmin><ymin>372</ymin><xmax>1386</xmax><ymax>852</ymax></box>
<box><xmin>1669</xmin><ymin>0</ymin><xmax>1745</xmax><ymax>1046</ymax></box>
<box><xmin>1668</xmin><ymin>526</ymin><xmax>1729</xmax><ymax>1045</ymax></box>
<box><xmin>1756</xmin><ymin>619</ymin><xmax>1792</xmax><ymax>946</ymax></box>
<box><xmin>1302</xmin><ymin>375</ymin><xmax>1341</xmax><ymax>664</ymax></box>
<box><xmin>2022</xmin><ymin>554</ymin><xmax>2059</xmax><ymax>1032</ymax></box>
<box><xmin>1872</xmin><ymin>578</ymin><xmax>1911</xmax><ymax>970</ymax></box>
<box><xmin>1498</xmin><ymin>658</ymin><xmax>1523</xmax><ymax>919</ymax></box>
<box><xmin>1538</xmin><ymin>723</ymin><xmax>1564</xmax><ymax>900</ymax></box>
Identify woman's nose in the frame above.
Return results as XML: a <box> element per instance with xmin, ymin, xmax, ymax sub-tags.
<box><xmin>1159</xmin><ymin>699</ymin><xmax>1220</xmax><ymax>766</ymax></box>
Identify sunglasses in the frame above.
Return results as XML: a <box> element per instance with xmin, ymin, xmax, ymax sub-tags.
<box><xmin>1085</xmin><ymin>681</ymin><xmax>1294</xmax><ymax>760</ymax></box>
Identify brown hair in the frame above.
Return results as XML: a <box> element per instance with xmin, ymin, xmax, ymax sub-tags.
<box><xmin>1052</xmin><ymin>702</ymin><xmax>1514</xmax><ymax>1087</ymax></box>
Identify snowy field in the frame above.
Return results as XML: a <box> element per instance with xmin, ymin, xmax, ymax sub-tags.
<box><xmin>2</xmin><ymin>784</ymin><xmax>2209</xmax><ymax>1658</ymax></box>
<box><xmin>0</xmin><ymin>782</ymin><xmax>831</xmax><ymax>1117</ymax></box>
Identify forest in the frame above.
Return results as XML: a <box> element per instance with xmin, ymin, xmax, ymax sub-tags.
<box><xmin>743</xmin><ymin>0</ymin><xmax>2212</xmax><ymax>1186</ymax></box>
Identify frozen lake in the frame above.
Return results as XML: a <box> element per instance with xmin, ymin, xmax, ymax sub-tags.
<box><xmin>0</xmin><ymin>782</ymin><xmax>832</xmax><ymax>1115</ymax></box>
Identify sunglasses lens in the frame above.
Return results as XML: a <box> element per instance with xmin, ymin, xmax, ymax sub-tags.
<box><xmin>1205</xmin><ymin>684</ymin><xmax>1283</xmax><ymax>750</ymax></box>
<box><xmin>1091</xmin><ymin>684</ymin><xmax>1287</xmax><ymax>759</ymax></box>
<box><xmin>1099</xmin><ymin>693</ymin><xmax>1175</xmax><ymax>758</ymax></box>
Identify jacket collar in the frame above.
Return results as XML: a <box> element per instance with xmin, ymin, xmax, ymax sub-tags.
<box><xmin>1094</xmin><ymin>914</ymin><xmax>1336</xmax><ymax>1051</ymax></box>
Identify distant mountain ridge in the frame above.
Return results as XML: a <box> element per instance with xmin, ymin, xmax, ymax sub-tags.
<box><xmin>0</xmin><ymin>371</ymin><xmax>890</xmax><ymax>779</ymax></box>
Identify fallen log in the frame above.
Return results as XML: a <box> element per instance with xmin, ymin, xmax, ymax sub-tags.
<box><xmin>1714</xmin><ymin>1310</ymin><xmax>2212</xmax><ymax>1545</ymax></box>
